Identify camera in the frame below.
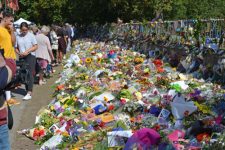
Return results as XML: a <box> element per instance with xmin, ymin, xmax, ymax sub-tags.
<box><xmin>15</xmin><ymin>60</ymin><xmax>31</xmax><ymax>85</ymax></box>
<box><xmin>5</xmin><ymin>60</ymin><xmax>31</xmax><ymax>90</ymax></box>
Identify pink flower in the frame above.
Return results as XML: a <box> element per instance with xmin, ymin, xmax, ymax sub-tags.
<box><xmin>109</xmin><ymin>50</ymin><xmax>115</xmax><ymax>55</ymax></box>
<box><xmin>120</xmin><ymin>98</ymin><xmax>127</xmax><ymax>105</ymax></box>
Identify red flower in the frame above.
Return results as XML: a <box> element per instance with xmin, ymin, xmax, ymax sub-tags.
<box><xmin>157</xmin><ymin>67</ymin><xmax>164</xmax><ymax>73</ymax></box>
<box><xmin>108</xmin><ymin>105</ymin><xmax>115</xmax><ymax>111</ymax></box>
<box><xmin>153</xmin><ymin>124</ymin><xmax>161</xmax><ymax>131</ymax></box>
<box><xmin>196</xmin><ymin>133</ymin><xmax>210</xmax><ymax>142</ymax></box>
<box><xmin>39</xmin><ymin>129</ymin><xmax>45</xmax><ymax>137</ymax></box>
<box><xmin>99</xmin><ymin>121</ymin><xmax>105</xmax><ymax>127</ymax></box>
<box><xmin>56</xmin><ymin>84</ymin><xmax>65</xmax><ymax>91</ymax></box>
<box><xmin>56</xmin><ymin>130</ymin><xmax>61</xmax><ymax>134</ymax></box>
<box><xmin>33</xmin><ymin>128</ymin><xmax>45</xmax><ymax>140</ymax></box>
<box><xmin>33</xmin><ymin>128</ymin><xmax>39</xmax><ymax>138</ymax></box>
<box><xmin>65</xmin><ymin>120</ymin><xmax>73</xmax><ymax>131</ymax></box>
<box><xmin>153</xmin><ymin>59</ymin><xmax>163</xmax><ymax>67</ymax></box>
<box><xmin>157</xmin><ymin>76</ymin><xmax>161</xmax><ymax>80</ymax></box>
<box><xmin>144</xmin><ymin>108</ymin><xmax>149</xmax><ymax>113</ymax></box>
<box><xmin>109</xmin><ymin>50</ymin><xmax>115</xmax><ymax>55</ymax></box>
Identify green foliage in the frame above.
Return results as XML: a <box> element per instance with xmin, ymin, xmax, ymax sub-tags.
<box><xmin>117</xmin><ymin>89</ymin><xmax>132</xmax><ymax>100</ymax></box>
<box><xmin>15</xmin><ymin>0</ymin><xmax>225</xmax><ymax>25</ymax></box>
<box><xmin>34</xmin><ymin>131</ymin><xmax>53</xmax><ymax>145</ymax></box>
<box><xmin>39</xmin><ymin>113</ymin><xmax>59</xmax><ymax>129</ymax></box>
<box><xmin>17</xmin><ymin>0</ymin><xmax>67</xmax><ymax>24</ymax></box>
<box><xmin>113</xmin><ymin>120</ymin><xmax>129</xmax><ymax>130</ymax></box>
<box><xmin>93</xmin><ymin>140</ymin><xmax>109</xmax><ymax>150</ymax></box>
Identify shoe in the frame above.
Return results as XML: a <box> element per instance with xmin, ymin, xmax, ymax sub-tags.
<box><xmin>39</xmin><ymin>80</ymin><xmax>47</xmax><ymax>85</ymax></box>
<box><xmin>23</xmin><ymin>94</ymin><xmax>32</xmax><ymax>100</ymax></box>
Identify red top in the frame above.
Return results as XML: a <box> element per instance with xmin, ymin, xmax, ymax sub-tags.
<box><xmin>0</xmin><ymin>107</ymin><xmax>7</xmax><ymax>126</ymax></box>
<box><xmin>5</xmin><ymin>58</ymin><xmax>16</xmax><ymax>76</ymax></box>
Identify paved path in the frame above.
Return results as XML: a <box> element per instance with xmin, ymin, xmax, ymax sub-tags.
<box><xmin>10</xmin><ymin>66</ymin><xmax>62</xmax><ymax>150</ymax></box>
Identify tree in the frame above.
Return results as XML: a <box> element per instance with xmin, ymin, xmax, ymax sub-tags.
<box><xmin>15</xmin><ymin>0</ymin><xmax>225</xmax><ymax>25</ymax></box>
<box><xmin>17</xmin><ymin>0</ymin><xmax>67</xmax><ymax>24</ymax></box>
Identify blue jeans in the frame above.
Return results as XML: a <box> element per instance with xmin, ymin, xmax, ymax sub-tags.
<box><xmin>0</xmin><ymin>124</ymin><xmax>10</xmax><ymax>150</ymax></box>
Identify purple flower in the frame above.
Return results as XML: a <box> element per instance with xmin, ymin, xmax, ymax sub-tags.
<box><xmin>96</xmin><ymin>118</ymin><xmax>102</xmax><ymax>124</ymax></box>
<box><xmin>194</xmin><ymin>89</ymin><xmax>201</xmax><ymax>95</ymax></box>
<box><xmin>149</xmin><ymin>106</ymin><xmax>161</xmax><ymax>117</ymax></box>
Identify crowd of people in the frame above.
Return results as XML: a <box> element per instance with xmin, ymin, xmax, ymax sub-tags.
<box><xmin>13</xmin><ymin>21</ymin><xmax>75</xmax><ymax>100</ymax></box>
<box><xmin>0</xmin><ymin>9</ymin><xmax>76</xmax><ymax>149</ymax></box>
<box><xmin>0</xmin><ymin>8</ymin><xmax>224</xmax><ymax>150</ymax></box>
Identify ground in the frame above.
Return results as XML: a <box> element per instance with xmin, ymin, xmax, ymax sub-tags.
<box><xmin>10</xmin><ymin>66</ymin><xmax>62</xmax><ymax>150</ymax></box>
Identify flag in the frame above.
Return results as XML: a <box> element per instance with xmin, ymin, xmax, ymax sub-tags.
<box><xmin>6</xmin><ymin>0</ymin><xmax>19</xmax><ymax>11</ymax></box>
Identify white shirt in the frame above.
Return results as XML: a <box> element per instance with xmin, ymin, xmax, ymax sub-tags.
<box><xmin>16</xmin><ymin>32</ymin><xmax>37</xmax><ymax>56</ymax></box>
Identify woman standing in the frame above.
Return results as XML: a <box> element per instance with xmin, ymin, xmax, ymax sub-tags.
<box><xmin>50</xmin><ymin>26</ymin><xmax>59</xmax><ymax>65</ymax></box>
<box><xmin>57</xmin><ymin>28</ymin><xmax>67</xmax><ymax>64</ymax></box>
<box><xmin>15</xmin><ymin>22</ymin><xmax>38</xmax><ymax>100</ymax></box>
<box><xmin>35</xmin><ymin>26</ymin><xmax>54</xmax><ymax>85</ymax></box>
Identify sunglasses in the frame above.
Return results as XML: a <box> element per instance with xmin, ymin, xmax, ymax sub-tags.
<box><xmin>21</xmin><ymin>28</ymin><xmax>28</xmax><ymax>32</ymax></box>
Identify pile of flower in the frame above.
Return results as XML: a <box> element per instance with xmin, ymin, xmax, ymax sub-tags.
<box><xmin>20</xmin><ymin>40</ymin><xmax>225</xmax><ymax>149</ymax></box>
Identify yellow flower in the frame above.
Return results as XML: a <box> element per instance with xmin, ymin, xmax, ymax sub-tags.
<box><xmin>50</xmin><ymin>105</ymin><xmax>54</xmax><ymax>111</ymax></box>
<box><xmin>85</xmin><ymin>57</ymin><xmax>92</xmax><ymax>63</ymax></box>
<box><xmin>134</xmin><ymin>57</ymin><xmax>144</xmax><ymax>64</ymax></box>
<box><xmin>86</xmin><ymin>107</ymin><xmax>92</xmax><ymax>112</ymax></box>
<box><xmin>144</xmin><ymin>68</ymin><xmax>150</xmax><ymax>73</ymax></box>
<box><xmin>194</xmin><ymin>102</ymin><xmax>211</xmax><ymax>114</ymax></box>
<box><xmin>63</xmin><ymin>104</ymin><xmax>68</xmax><ymax>109</ymax></box>
<box><xmin>82</xmin><ymin>121</ymin><xmax>88</xmax><ymax>127</ymax></box>
<box><xmin>85</xmin><ymin>75</ymin><xmax>89</xmax><ymax>80</ymax></box>
<box><xmin>88</xmin><ymin>46</ymin><xmax>94</xmax><ymax>51</ymax></box>
<box><xmin>135</xmin><ymin>92</ymin><xmax>142</xmax><ymax>101</ymax></box>
<box><xmin>93</xmin><ymin>86</ymin><xmax>100</xmax><ymax>91</ymax></box>
<box><xmin>62</xmin><ymin>131</ymin><xmax>69</xmax><ymax>137</ymax></box>
<box><xmin>73</xmin><ymin>96</ymin><xmax>78</xmax><ymax>101</ymax></box>
<box><xmin>104</xmin><ymin>96</ymin><xmax>109</xmax><ymax>102</ymax></box>
<box><xmin>97</xmin><ymin>57</ymin><xmax>102</xmax><ymax>63</ymax></box>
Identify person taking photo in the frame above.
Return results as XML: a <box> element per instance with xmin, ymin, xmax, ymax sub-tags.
<box><xmin>15</xmin><ymin>22</ymin><xmax>38</xmax><ymax>100</ymax></box>
<box><xmin>0</xmin><ymin>9</ymin><xmax>19</xmax><ymax>105</ymax></box>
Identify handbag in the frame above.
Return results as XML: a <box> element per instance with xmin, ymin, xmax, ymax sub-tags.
<box><xmin>0</xmin><ymin>92</ymin><xmax>13</xmax><ymax>130</ymax></box>
<box><xmin>7</xmin><ymin>102</ymin><xmax>13</xmax><ymax>130</ymax></box>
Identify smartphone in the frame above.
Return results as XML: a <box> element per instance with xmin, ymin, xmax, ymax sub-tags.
<box><xmin>0</xmin><ymin>48</ymin><xmax>4</xmax><ymax>57</ymax></box>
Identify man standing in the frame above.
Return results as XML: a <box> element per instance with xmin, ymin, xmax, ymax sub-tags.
<box><xmin>0</xmin><ymin>9</ymin><xmax>18</xmax><ymax>105</ymax></box>
<box><xmin>0</xmin><ymin>13</ymin><xmax>16</xmax><ymax>146</ymax></box>
<box><xmin>65</xmin><ymin>23</ymin><xmax>72</xmax><ymax>52</ymax></box>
